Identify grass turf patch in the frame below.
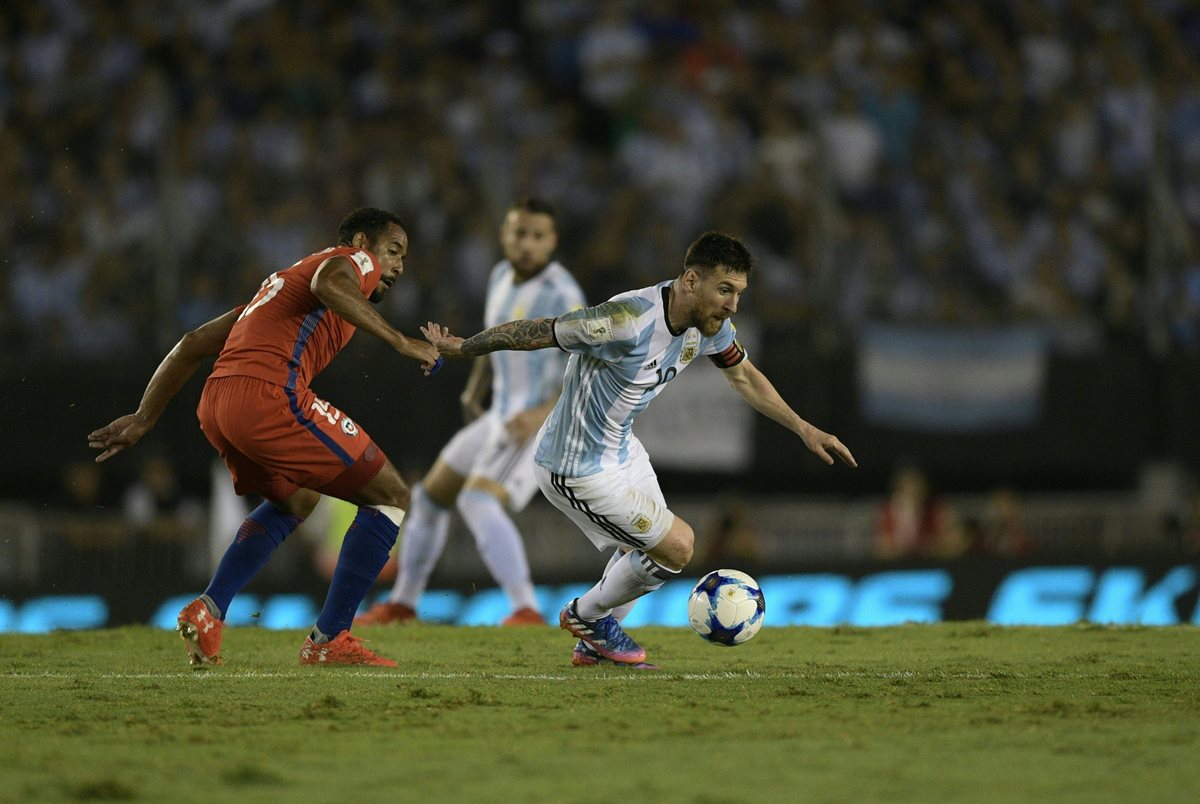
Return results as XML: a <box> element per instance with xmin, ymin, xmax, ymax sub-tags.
<box><xmin>1</xmin><ymin>623</ymin><xmax>1197</xmax><ymax>802</ymax></box>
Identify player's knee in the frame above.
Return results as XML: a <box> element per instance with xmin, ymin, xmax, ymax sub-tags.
<box><xmin>456</xmin><ymin>487</ymin><xmax>494</xmax><ymax>518</ymax></box>
<box><xmin>279</xmin><ymin>489</ymin><xmax>321</xmax><ymax>519</ymax></box>
<box><xmin>388</xmin><ymin>484</ymin><xmax>411</xmax><ymax>511</ymax></box>
<box><xmin>363</xmin><ymin>477</ymin><xmax>410</xmax><ymax>511</ymax></box>
<box><xmin>654</xmin><ymin>519</ymin><xmax>694</xmax><ymax>571</ymax></box>
<box><xmin>675</xmin><ymin>528</ymin><xmax>695</xmax><ymax>567</ymax></box>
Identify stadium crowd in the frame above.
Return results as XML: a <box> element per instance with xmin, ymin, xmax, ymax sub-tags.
<box><xmin>3</xmin><ymin>0</ymin><xmax>1200</xmax><ymax>366</ymax></box>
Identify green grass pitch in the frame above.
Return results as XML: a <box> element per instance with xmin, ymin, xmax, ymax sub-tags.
<box><xmin>1</xmin><ymin>623</ymin><xmax>1197</xmax><ymax>802</ymax></box>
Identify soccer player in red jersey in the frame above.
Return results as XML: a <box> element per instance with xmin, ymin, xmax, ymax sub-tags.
<box><xmin>88</xmin><ymin>208</ymin><xmax>441</xmax><ymax>667</ymax></box>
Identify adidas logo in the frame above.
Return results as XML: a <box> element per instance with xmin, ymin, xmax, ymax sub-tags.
<box><xmin>642</xmin><ymin>359</ymin><xmax>658</xmax><ymax>370</ymax></box>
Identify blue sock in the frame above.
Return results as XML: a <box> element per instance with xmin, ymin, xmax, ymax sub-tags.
<box><xmin>315</xmin><ymin>507</ymin><xmax>400</xmax><ymax>638</ymax></box>
<box><xmin>203</xmin><ymin>502</ymin><xmax>302</xmax><ymax>619</ymax></box>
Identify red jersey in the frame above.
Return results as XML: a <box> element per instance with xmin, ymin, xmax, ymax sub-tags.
<box><xmin>210</xmin><ymin>246</ymin><xmax>382</xmax><ymax>390</ymax></box>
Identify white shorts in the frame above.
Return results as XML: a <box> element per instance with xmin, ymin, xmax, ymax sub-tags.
<box><xmin>533</xmin><ymin>437</ymin><xmax>675</xmax><ymax>552</ymax></box>
<box><xmin>440</xmin><ymin>411</ymin><xmax>541</xmax><ymax>511</ymax></box>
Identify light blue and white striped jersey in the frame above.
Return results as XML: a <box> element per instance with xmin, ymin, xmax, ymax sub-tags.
<box><xmin>485</xmin><ymin>260</ymin><xmax>585</xmax><ymax>420</ymax></box>
<box><xmin>535</xmin><ymin>281</ymin><xmax>747</xmax><ymax>477</ymax></box>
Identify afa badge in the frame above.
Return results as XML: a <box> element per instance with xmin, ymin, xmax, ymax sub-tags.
<box><xmin>633</xmin><ymin>514</ymin><xmax>653</xmax><ymax>533</ymax></box>
<box><xmin>681</xmin><ymin>330</ymin><xmax>700</xmax><ymax>363</ymax></box>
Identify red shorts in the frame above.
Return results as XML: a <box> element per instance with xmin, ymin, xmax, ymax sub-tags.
<box><xmin>197</xmin><ymin>375</ymin><xmax>388</xmax><ymax>503</ymax></box>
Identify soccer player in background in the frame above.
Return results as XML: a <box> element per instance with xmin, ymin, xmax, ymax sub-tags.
<box><xmin>422</xmin><ymin>231</ymin><xmax>857</xmax><ymax>668</ymax></box>
<box><xmin>356</xmin><ymin>199</ymin><xmax>585</xmax><ymax>627</ymax></box>
<box><xmin>87</xmin><ymin>208</ymin><xmax>441</xmax><ymax>667</ymax></box>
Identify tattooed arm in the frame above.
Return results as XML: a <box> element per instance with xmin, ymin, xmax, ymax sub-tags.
<box><xmin>422</xmin><ymin>318</ymin><xmax>556</xmax><ymax>358</ymax></box>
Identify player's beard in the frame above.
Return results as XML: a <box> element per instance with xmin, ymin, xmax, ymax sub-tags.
<box><xmin>699</xmin><ymin>316</ymin><xmax>724</xmax><ymax>336</ymax></box>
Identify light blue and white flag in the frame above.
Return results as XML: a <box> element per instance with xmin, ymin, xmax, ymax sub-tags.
<box><xmin>858</xmin><ymin>325</ymin><xmax>1048</xmax><ymax>432</ymax></box>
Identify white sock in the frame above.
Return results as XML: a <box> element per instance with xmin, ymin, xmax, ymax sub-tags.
<box><xmin>575</xmin><ymin>550</ymin><xmax>678</xmax><ymax>621</ymax></box>
<box><xmin>457</xmin><ymin>490</ymin><xmax>538</xmax><ymax>612</ymax></box>
<box><xmin>597</xmin><ymin>550</ymin><xmax>635</xmax><ymax>622</ymax></box>
<box><xmin>388</xmin><ymin>483</ymin><xmax>450</xmax><ymax>607</ymax></box>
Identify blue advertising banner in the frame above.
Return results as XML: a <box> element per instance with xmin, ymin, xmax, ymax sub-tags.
<box><xmin>3</xmin><ymin>562</ymin><xmax>1197</xmax><ymax>632</ymax></box>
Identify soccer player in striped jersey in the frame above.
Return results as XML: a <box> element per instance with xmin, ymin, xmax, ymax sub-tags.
<box><xmin>88</xmin><ymin>208</ymin><xmax>441</xmax><ymax>667</ymax></box>
<box><xmin>421</xmin><ymin>231</ymin><xmax>856</xmax><ymax>668</ymax></box>
<box><xmin>357</xmin><ymin>199</ymin><xmax>585</xmax><ymax>627</ymax></box>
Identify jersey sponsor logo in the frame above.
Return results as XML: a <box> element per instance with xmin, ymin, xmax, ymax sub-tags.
<box><xmin>633</xmin><ymin>514</ymin><xmax>653</xmax><ymax>533</ymax></box>
<box><xmin>341</xmin><ymin>417</ymin><xmax>359</xmax><ymax>437</ymax></box>
<box><xmin>351</xmin><ymin>251</ymin><xmax>374</xmax><ymax>275</ymax></box>
<box><xmin>583</xmin><ymin>316</ymin><xmax>614</xmax><ymax>343</ymax></box>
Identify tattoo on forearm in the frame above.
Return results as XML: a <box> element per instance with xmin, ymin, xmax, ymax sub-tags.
<box><xmin>462</xmin><ymin>319</ymin><xmax>555</xmax><ymax>357</ymax></box>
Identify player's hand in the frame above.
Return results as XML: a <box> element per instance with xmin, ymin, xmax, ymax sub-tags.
<box><xmin>406</xmin><ymin>339</ymin><xmax>443</xmax><ymax>375</ymax></box>
<box><xmin>801</xmin><ymin>426</ymin><xmax>857</xmax><ymax>468</ymax></box>
<box><xmin>421</xmin><ymin>322</ymin><xmax>465</xmax><ymax>358</ymax></box>
<box><xmin>504</xmin><ymin>409</ymin><xmax>543</xmax><ymax>443</ymax></box>
<box><xmin>87</xmin><ymin>413</ymin><xmax>150</xmax><ymax>463</ymax></box>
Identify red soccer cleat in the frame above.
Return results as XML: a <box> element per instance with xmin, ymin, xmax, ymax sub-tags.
<box><xmin>176</xmin><ymin>598</ymin><xmax>224</xmax><ymax>667</ymax></box>
<box><xmin>299</xmin><ymin>631</ymin><xmax>398</xmax><ymax>667</ymax></box>
<box><xmin>353</xmin><ymin>601</ymin><xmax>417</xmax><ymax>626</ymax></box>
<box><xmin>501</xmin><ymin>607</ymin><xmax>546</xmax><ymax>627</ymax></box>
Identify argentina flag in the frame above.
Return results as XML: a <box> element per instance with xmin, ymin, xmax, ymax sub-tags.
<box><xmin>858</xmin><ymin>325</ymin><xmax>1049</xmax><ymax>432</ymax></box>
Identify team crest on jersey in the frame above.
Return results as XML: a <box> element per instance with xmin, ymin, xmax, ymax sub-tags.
<box><xmin>681</xmin><ymin>330</ymin><xmax>701</xmax><ymax>363</ymax></box>
<box><xmin>341</xmin><ymin>418</ymin><xmax>359</xmax><ymax>437</ymax></box>
<box><xmin>633</xmin><ymin>514</ymin><xmax>653</xmax><ymax>533</ymax></box>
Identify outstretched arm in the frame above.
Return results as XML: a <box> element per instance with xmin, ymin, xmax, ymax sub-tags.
<box><xmin>722</xmin><ymin>357</ymin><xmax>857</xmax><ymax>467</ymax></box>
<box><xmin>87</xmin><ymin>307</ymin><xmax>241</xmax><ymax>462</ymax></box>
<box><xmin>422</xmin><ymin>318</ymin><xmax>556</xmax><ymax>358</ymax></box>
<box><xmin>460</xmin><ymin>356</ymin><xmax>492</xmax><ymax>423</ymax></box>
<box><xmin>313</xmin><ymin>257</ymin><xmax>441</xmax><ymax>373</ymax></box>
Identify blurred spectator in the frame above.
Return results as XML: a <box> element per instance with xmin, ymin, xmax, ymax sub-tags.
<box><xmin>577</xmin><ymin>0</ymin><xmax>649</xmax><ymax>112</ymax></box>
<box><xmin>2</xmin><ymin>0</ymin><xmax>1199</xmax><ymax>362</ymax></box>
<box><xmin>1163</xmin><ymin>486</ymin><xmax>1200</xmax><ymax>556</ymax></box>
<box><xmin>122</xmin><ymin>454</ymin><xmax>203</xmax><ymax>547</ymax></box>
<box><xmin>122</xmin><ymin>454</ymin><xmax>205</xmax><ymax>582</ymax></box>
<box><xmin>979</xmin><ymin>487</ymin><xmax>1035</xmax><ymax>557</ymax></box>
<box><xmin>700</xmin><ymin>496</ymin><xmax>763</xmax><ymax>568</ymax></box>
<box><xmin>873</xmin><ymin>464</ymin><xmax>966</xmax><ymax>560</ymax></box>
<box><xmin>52</xmin><ymin>461</ymin><xmax>126</xmax><ymax>587</ymax></box>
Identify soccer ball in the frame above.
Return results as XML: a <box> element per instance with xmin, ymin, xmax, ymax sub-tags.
<box><xmin>687</xmin><ymin>569</ymin><xmax>765</xmax><ymax>646</ymax></box>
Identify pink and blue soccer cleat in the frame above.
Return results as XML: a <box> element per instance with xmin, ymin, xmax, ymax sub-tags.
<box><xmin>571</xmin><ymin>640</ymin><xmax>659</xmax><ymax>670</ymax></box>
<box><xmin>559</xmin><ymin>598</ymin><xmax>646</xmax><ymax>664</ymax></box>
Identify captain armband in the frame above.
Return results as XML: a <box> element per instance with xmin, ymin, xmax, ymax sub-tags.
<box><xmin>708</xmin><ymin>339</ymin><xmax>747</xmax><ymax>369</ymax></box>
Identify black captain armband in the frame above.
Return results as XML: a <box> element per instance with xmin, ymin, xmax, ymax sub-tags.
<box><xmin>709</xmin><ymin>339</ymin><xmax>747</xmax><ymax>369</ymax></box>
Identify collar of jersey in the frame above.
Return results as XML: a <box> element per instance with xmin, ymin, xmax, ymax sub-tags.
<box><xmin>661</xmin><ymin>285</ymin><xmax>686</xmax><ymax>337</ymax></box>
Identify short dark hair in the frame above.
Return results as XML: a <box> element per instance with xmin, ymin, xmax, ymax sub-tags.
<box><xmin>683</xmin><ymin>231</ymin><xmax>754</xmax><ymax>276</ymax></box>
<box><xmin>510</xmin><ymin>197</ymin><xmax>557</xmax><ymax>221</ymax></box>
<box><xmin>337</xmin><ymin>207</ymin><xmax>406</xmax><ymax>246</ymax></box>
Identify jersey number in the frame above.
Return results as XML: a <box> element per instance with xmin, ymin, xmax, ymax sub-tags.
<box><xmin>238</xmin><ymin>273</ymin><xmax>285</xmax><ymax>320</ymax></box>
<box><xmin>644</xmin><ymin>366</ymin><xmax>677</xmax><ymax>394</ymax></box>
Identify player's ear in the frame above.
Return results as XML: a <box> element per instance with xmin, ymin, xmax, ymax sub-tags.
<box><xmin>351</xmin><ymin>231</ymin><xmax>369</xmax><ymax>250</ymax></box>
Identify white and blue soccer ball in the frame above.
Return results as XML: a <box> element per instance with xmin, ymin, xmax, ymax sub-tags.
<box><xmin>687</xmin><ymin>569</ymin><xmax>765</xmax><ymax>646</ymax></box>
